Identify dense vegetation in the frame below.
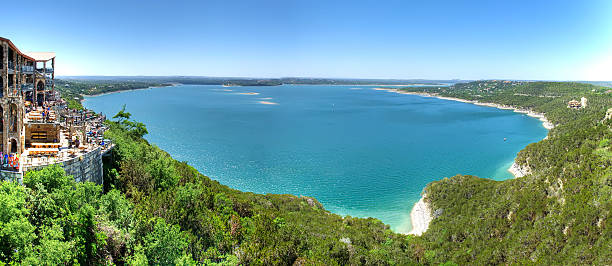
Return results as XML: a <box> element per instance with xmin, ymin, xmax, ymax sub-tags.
<box><xmin>1</xmin><ymin>80</ymin><xmax>610</xmax><ymax>264</ymax></box>
<box><xmin>0</xmin><ymin>166</ymin><xmax>121</xmax><ymax>264</ymax></box>
<box><xmin>1</xmin><ymin>108</ymin><xmax>422</xmax><ymax>264</ymax></box>
<box><xmin>400</xmin><ymin>81</ymin><xmax>612</xmax><ymax>264</ymax></box>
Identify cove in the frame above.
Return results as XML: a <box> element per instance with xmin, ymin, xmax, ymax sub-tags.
<box><xmin>83</xmin><ymin>84</ymin><xmax>548</xmax><ymax>233</ymax></box>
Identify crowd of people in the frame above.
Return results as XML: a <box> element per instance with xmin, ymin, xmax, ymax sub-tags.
<box><xmin>2</xmin><ymin>99</ymin><xmax>111</xmax><ymax>172</ymax></box>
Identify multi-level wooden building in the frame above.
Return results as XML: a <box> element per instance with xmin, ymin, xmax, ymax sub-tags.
<box><xmin>0</xmin><ymin>37</ymin><xmax>109</xmax><ymax>184</ymax></box>
<box><xmin>1</xmin><ymin>37</ymin><xmax>56</xmax><ymax>155</ymax></box>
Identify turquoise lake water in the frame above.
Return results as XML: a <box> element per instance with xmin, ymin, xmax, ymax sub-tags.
<box><xmin>83</xmin><ymin>84</ymin><xmax>548</xmax><ymax>233</ymax></box>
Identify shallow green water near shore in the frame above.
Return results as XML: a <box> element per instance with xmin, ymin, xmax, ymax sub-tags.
<box><xmin>84</xmin><ymin>84</ymin><xmax>547</xmax><ymax>232</ymax></box>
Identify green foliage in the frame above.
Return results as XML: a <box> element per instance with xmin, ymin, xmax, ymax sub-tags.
<box><xmin>113</xmin><ymin>104</ymin><xmax>132</xmax><ymax>122</ymax></box>
<box><xmin>99</xmin><ymin>189</ymin><xmax>134</xmax><ymax>230</ymax></box>
<box><xmin>398</xmin><ymin>81</ymin><xmax>612</xmax><ymax>264</ymax></box>
<box><xmin>93</xmin><ymin>87</ymin><xmax>609</xmax><ymax>264</ymax></box>
<box><xmin>30</xmin><ymin>224</ymin><xmax>75</xmax><ymax>264</ymax></box>
<box><xmin>66</xmin><ymin>97</ymin><xmax>84</xmax><ymax>110</ymax></box>
<box><xmin>1</xmin><ymin>81</ymin><xmax>609</xmax><ymax>264</ymax></box>
<box><xmin>142</xmin><ymin>218</ymin><xmax>189</xmax><ymax>265</ymax></box>
<box><xmin>74</xmin><ymin>204</ymin><xmax>105</xmax><ymax>264</ymax></box>
<box><xmin>97</xmin><ymin>109</ymin><xmax>420</xmax><ymax>264</ymax></box>
<box><xmin>0</xmin><ymin>165</ymin><xmax>135</xmax><ymax>264</ymax></box>
<box><xmin>0</xmin><ymin>182</ymin><xmax>35</xmax><ymax>261</ymax></box>
<box><xmin>107</xmin><ymin>105</ymin><xmax>149</xmax><ymax>140</ymax></box>
<box><xmin>23</xmin><ymin>165</ymin><xmax>72</xmax><ymax>192</ymax></box>
<box><xmin>599</xmin><ymin>138</ymin><xmax>610</xmax><ymax>148</ymax></box>
<box><xmin>126</xmin><ymin>244</ymin><xmax>148</xmax><ymax>266</ymax></box>
<box><xmin>55</xmin><ymin>79</ymin><xmax>169</xmax><ymax>104</ymax></box>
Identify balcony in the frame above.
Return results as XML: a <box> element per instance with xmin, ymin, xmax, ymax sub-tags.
<box><xmin>8</xmin><ymin>61</ymin><xmax>14</xmax><ymax>70</ymax></box>
<box><xmin>36</xmin><ymin>67</ymin><xmax>54</xmax><ymax>74</ymax></box>
<box><xmin>21</xmin><ymin>65</ymin><xmax>34</xmax><ymax>73</ymax></box>
<box><xmin>21</xmin><ymin>84</ymin><xmax>34</xmax><ymax>92</ymax></box>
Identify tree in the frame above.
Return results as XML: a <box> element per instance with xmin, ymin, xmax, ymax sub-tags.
<box><xmin>143</xmin><ymin>218</ymin><xmax>189</xmax><ymax>265</ymax></box>
<box><xmin>112</xmin><ymin>104</ymin><xmax>132</xmax><ymax>122</ymax></box>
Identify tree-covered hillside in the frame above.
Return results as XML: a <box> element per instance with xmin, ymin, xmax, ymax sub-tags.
<box><xmin>401</xmin><ymin>81</ymin><xmax>612</xmax><ymax>264</ymax></box>
<box><xmin>1</xmin><ymin>81</ymin><xmax>610</xmax><ymax>264</ymax></box>
<box><xmin>55</xmin><ymin>79</ymin><xmax>170</xmax><ymax>110</ymax></box>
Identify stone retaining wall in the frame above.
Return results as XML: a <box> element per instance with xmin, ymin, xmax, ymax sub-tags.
<box><xmin>0</xmin><ymin>170</ymin><xmax>22</xmax><ymax>183</ymax></box>
<box><xmin>9</xmin><ymin>147</ymin><xmax>105</xmax><ymax>185</ymax></box>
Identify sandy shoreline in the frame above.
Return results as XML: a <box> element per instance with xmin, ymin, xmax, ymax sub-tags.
<box><xmin>508</xmin><ymin>162</ymin><xmax>530</xmax><ymax>178</ymax></box>
<box><xmin>385</xmin><ymin>88</ymin><xmax>554</xmax><ymax>235</ymax></box>
<box><xmin>408</xmin><ymin>194</ymin><xmax>432</xmax><ymax>236</ymax></box>
<box><xmin>386</xmin><ymin>89</ymin><xmax>553</xmax><ymax>178</ymax></box>
<box><xmin>372</xmin><ymin>88</ymin><xmax>555</xmax><ymax>130</ymax></box>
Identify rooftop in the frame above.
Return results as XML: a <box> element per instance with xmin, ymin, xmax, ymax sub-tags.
<box><xmin>24</xmin><ymin>52</ymin><xmax>56</xmax><ymax>62</ymax></box>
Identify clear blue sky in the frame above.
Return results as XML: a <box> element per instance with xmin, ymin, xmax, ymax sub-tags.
<box><xmin>2</xmin><ymin>0</ymin><xmax>611</xmax><ymax>80</ymax></box>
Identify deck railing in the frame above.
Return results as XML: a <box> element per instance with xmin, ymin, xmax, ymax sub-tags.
<box><xmin>21</xmin><ymin>84</ymin><xmax>34</xmax><ymax>91</ymax></box>
<box><xmin>21</xmin><ymin>65</ymin><xmax>34</xmax><ymax>73</ymax></box>
<box><xmin>36</xmin><ymin>67</ymin><xmax>54</xmax><ymax>73</ymax></box>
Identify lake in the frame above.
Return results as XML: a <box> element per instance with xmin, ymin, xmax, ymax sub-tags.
<box><xmin>84</xmin><ymin>84</ymin><xmax>548</xmax><ymax>233</ymax></box>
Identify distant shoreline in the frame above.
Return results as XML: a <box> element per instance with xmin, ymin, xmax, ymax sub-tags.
<box><xmin>227</xmin><ymin>83</ymin><xmax>446</xmax><ymax>87</ymax></box>
<box><xmin>80</xmin><ymin>83</ymin><xmax>178</xmax><ymax>102</ymax></box>
<box><xmin>372</xmin><ymin>88</ymin><xmax>555</xmax><ymax>131</ymax></box>
<box><xmin>79</xmin><ymin>83</ymin><xmax>444</xmax><ymax>102</ymax></box>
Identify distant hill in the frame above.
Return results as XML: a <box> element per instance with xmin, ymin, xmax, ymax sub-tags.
<box><xmin>57</xmin><ymin>76</ymin><xmax>464</xmax><ymax>86</ymax></box>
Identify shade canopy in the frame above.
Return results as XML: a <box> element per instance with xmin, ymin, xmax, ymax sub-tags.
<box><xmin>24</xmin><ymin>52</ymin><xmax>56</xmax><ymax>61</ymax></box>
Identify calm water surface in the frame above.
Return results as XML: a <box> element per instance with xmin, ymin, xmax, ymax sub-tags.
<box><xmin>84</xmin><ymin>85</ymin><xmax>548</xmax><ymax>232</ymax></box>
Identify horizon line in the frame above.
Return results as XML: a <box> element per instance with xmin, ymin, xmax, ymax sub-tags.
<box><xmin>55</xmin><ymin>75</ymin><xmax>612</xmax><ymax>83</ymax></box>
